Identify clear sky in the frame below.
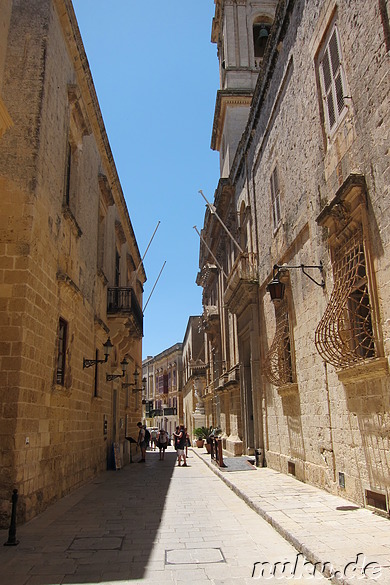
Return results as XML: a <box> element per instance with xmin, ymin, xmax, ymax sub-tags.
<box><xmin>72</xmin><ymin>1</ymin><xmax>220</xmax><ymax>359</ymax></box>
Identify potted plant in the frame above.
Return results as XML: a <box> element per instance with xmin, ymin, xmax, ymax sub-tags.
<box><xmin>194</xmin><ymin>426</ymin><xmax>221</xmax><ymax>452</ymax></box>
<box><xmin>193</xmin><ymin>426</ymin><xmax>209</xmax><ymax>448</ymax></box>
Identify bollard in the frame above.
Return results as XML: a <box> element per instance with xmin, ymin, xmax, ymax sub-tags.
<box><xmin>255</xmin><ymin>448</ymin><xmax>263</xmax><ymax>467</ymax></box>
<box><xmin>4</xmin><ymin>489</ymin><xmax>19</xmax><ymax>546</ymax></box>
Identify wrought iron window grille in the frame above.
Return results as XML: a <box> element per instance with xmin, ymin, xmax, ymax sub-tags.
<box><xmin>264</xmin><ymin>297</ymin><xmax>294</xmax><ymax>387</ymax></box>
<box><xmin>315</xmin><ymin>227</ymin><xmax>377</xmax><ymax>368</ymax></box>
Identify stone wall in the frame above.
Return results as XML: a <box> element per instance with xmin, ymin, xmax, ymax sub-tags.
<box><xmin>235</xmin><ymin>0</ymin><xmax>390</xmax><ymax>506</ymax></box>
<box><xmin>0</xmin><ymin>0</ymin><xmax>144</xmax><ymax>526</ymax></box>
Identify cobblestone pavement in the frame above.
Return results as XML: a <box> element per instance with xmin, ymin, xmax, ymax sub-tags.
<box><xmin>0</xmin><ymin>447</ymin><xmax>388</xmax><ymax>584</ymax></box>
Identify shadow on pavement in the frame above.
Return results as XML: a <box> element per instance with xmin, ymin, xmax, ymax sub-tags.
<box><xmin>1</xmin><ymin>448</ymin><xmax>178</xmax><ymax>584</ymax></box>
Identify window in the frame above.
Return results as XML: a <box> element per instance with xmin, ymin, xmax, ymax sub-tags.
<box><xmin>318</xmin><ymin>20</ymin><xmax>347</xmax><ymax>135</ymax></box>
<box><xmin>270</xmin><ymin>165</ymin><xmax>281</xmax><ymax>230</ymax></box>
<box><xmin>56</xmin><ymin>318</ymin><xmax>67</xmax><ymax>385</ymax></box>
<box><xmin>115</xmin><ymin>249</ymin><xmax>120</xmax><ymax>287</ymax></box>
<box><xmin>315</xmin><ymin>174</ymin><xmax>380</xmax><ymax>370</ymax></box>
<box><xmin>315</xmin><ymin>227</ymin><xmax>376</xmax><ymax>368</ymax></box>
<box><xmin>64</xmin><ymin>142</ymin><xmax>72</xmax><ymax>207</ymax></box>
<box><xmin>264</xmin><ymin>297</ymin><xmax>294</xmax><ymax>387</ymax></box>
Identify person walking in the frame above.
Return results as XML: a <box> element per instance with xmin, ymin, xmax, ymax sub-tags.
<box><xmin>150</xmin><ymin>428</ymin><xmax>158</xmax><ymax>451</ymax></box>
<box><xmin>173</xmin><ymin>425</ymin><xmax>180</xmax><ymax>451</ymax></box>
<box><xmin>137</xmin><ymin>422</ymin><xmax>147</xmax><ymax>463</ymax></box>
<box><xmin>185</xmin><ymin>427</ymin><xmax>190</xmax><ymax>457</ymax></box>
<box><xmin>156</xmin><ymin>428</ymin><xmax>168</xmax><ymax>460</ymax></box>
<box><xmin>174</xmin><ymin>424</ymin><xmax>187</xmax><ymax>467</ymax></box>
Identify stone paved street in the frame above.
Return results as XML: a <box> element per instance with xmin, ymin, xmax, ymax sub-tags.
<box><xmin>0</xmin><ymin>446</ymin><xmax>389</xmax><ymax>584</ymax></box>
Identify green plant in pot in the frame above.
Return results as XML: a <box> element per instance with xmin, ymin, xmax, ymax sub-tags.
<box><xmin>194</xmin><ymin>426</ymin><xmax>221</xmax><ymax>451</ymax></box>
<box><xmin>193</xmin><ymin>426</ymin><xmax>210</xmax><ymax>448</ymax></box>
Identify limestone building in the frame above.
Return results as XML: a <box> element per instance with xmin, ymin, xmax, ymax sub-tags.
<box><xmin>197</xmin><ymin>0</ymin><xmax>390</xmax><ymax>510</ymax></box>
<box><xmin>142</xmin><ymin>344</ymin><xmax>182</xmax><ymax>437</ymax></box>
<box><xmin>182</xmin><ymin>316</ymin><xmax>207</xmax><ymax>440</ymax></box>
<box><xmin>0</xmin><ymin>1</ymin><xmax>12</xmax><ymax>138</ymax></box>
<box><xmin>0</xmin><ymin>0</ymin><xmax>145</xmax><ymax>526</ymax></box>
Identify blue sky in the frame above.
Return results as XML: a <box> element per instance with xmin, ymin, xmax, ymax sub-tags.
<box><xmin>72</xmin><ymin>1</ymin><xmax>220</xmax><ymax>359</ymax></box>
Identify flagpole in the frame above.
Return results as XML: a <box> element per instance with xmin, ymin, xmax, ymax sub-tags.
<box><xmin>143</xmin><ymin>260</ymin><xmax>166</xmax><ymax>314</ymax></box>
<box><xmin>199</xmin><ymin>189</ymin><xmax>243</xmax><ymax>254</ymax></box>
<box><xmin>193</xmin><ymin>226</ymin><xmax>227</xmax><ymax>279</ymax></box>
<box><xmin>136</xmin><ymin>221</ymin><xmax>161</xmax><ymax>274</ymax></box>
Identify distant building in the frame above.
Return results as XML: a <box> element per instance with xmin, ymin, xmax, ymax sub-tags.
<box><xmin>182</xmin><ymin>316</ymin><xmax>207</xmax><ymax>440</ymax></box>
<box><xmin>142</xmin><ymin>344</ymin><xmax>183</xmax><ymax>437</ymax></box>
<box><xmin>197</xmin><ymin>0</ymin><xmax>390</xmax><ymax>510</ymax></box>
<box><xmin>0</xmin><ymin>0</ymin><xmax>145</xmax><ymax>526</ymax></box>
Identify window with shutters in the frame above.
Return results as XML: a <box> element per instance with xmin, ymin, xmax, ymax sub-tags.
<box><xmin>317</xmin><ymin>19</ymin><xmax>348</xmax><ymax>136</ymax></box>
<box><xmin>270</xmin><ymin>165</ymin><xmax>281</xmax><ymax>231</ymax></box>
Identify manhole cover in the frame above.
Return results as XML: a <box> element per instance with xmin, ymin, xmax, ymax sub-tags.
<box><xmin>165</xmin><ymin>547</ymin><xmax>226</xmax><ymax>565</ymax></box>
<box><xmin>69</xmin><ymin>536</ymin><xmax>124</xmax><ymax>551</ymax></box>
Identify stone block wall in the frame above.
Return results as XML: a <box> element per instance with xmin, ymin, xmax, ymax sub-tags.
<box><xmin>0</xmin><ymin>0</ymin><xmax>143</xmax><ymax>526</ymax></box>
<box><xmin>232</xmin><ymin>0</ymin><xmax>390</xmax><ymax>507</ymax></box>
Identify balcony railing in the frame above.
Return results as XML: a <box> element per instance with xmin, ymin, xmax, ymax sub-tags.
<box><xmin>164</xmin><ymin>407</ymin><xmax>177</xmax><ymax>416</ymax></box>
<box><xmin>224</xmin><ymin>252</ymin><xmax>258</xmax><ymax>313</ymax></box>
<box><xmin>227</xmin><ymin>252</ymin><xmax>258</xmax><ymax>285</ymax></box>
<box><xmin>107</xmin><ymin>287</ymin><xmax>143</xmax><ymax>335</ymax></box>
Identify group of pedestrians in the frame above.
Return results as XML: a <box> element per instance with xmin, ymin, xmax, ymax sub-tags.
<box><xmin>136</xmin><ymin>422</ymin><xmax>190</xmax><ymax>466</ymax></box>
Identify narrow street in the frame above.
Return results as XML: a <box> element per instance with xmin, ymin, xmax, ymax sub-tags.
<box><xmin>2</xmin><ymin>445</ymin><xmax>390</xmax><ymax>585</ymax></box>
<box><xmin>0</xmin><ymin>447</ymin><xmax>328</xmax><ymax>585</ymax></box>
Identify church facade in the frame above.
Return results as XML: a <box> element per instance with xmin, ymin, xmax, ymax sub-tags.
<box><xmin>197</xmin><ymin>0</ymin><xmax>390</xmax><ymax>510</ymax></box>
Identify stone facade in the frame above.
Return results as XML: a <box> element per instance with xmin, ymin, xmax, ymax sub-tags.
<box><xmin>0</xmin><ymin>0</ymin><xmax>145</xmax><ymax>527</ymax></box>
<box><xmin>0</xmin><ymin>0</ymin><xmax>12</xmax><ymax>138</ymax></box>
<box><xmin>197</xmin><ymin>0</ymin><xmax>390</xmax><ymax>510</ymax></box>
<box><xmin>142</xmin><ymin>344</ymin><xmax>182</xmax><ymax>437</ymax></box>
<box><xmin>182</xmin><ymin>316</ymin><xmax>207</xmax><ymax>441</ymax></box>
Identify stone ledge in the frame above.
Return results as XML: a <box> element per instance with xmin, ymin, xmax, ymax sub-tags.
<box><xmin>337</xmin><ymin>357</ymin><xmax>389</xmax><ymax>384</ymax></box>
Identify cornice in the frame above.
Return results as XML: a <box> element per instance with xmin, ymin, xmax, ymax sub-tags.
<box><xmin>211</xmin><ymin>89</ymin><xmax>253</xmax><ymax>152</ymax></box>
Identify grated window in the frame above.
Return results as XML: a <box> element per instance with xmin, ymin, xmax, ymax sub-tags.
<box><xmin>264</xmin><ymin>297</ymin><xmax>294</xmax><ymax>386</ymax></box>
<box><xmin>315</xmin><ymin>227</ymin><xmax>377</xmax><ymax>368</ymax></box>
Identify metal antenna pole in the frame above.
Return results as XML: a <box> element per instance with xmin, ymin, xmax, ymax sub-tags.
<box><xmin>199</xmin><ymin>190</ymin><xmax>244</xmax><ymax>254</ymax></box>
<box><xmin>143</xmin><ymin>261</ymin><xmax>166</xmax><ymax>314</ymax></box>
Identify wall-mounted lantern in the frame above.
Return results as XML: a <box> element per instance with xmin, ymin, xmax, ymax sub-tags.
<box><xmin>106</xmin><ymin>358</ymin><xmax>129</xmax><ymax>382</ymax></box>
<box><xmin>83</xmin><ymin>337</ymin><xmax>113</xmax><ymax>369</ymax></box>
<box><xmin>267</xmin><ymin>262</ymin><xmax>325</xmax><ymax>301</ymax></box>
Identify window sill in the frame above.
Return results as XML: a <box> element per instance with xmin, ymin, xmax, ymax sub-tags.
<box><xmin>277</xmin><ymin>382</ymin><xmax>298</xmax><ymax>397</ymax></box>
<box><xmin>52</xmin><ymin>384</ymin><xmax>71</xmax><ymax>396</ymax></box>
<box><xmin>62</xmin><ymin>204</ymin><xmax>82</xmax><ymax>238</ymax></box>
<box><xmin>337</xmin><ymin>357</ymin><xmax>389</xmax><ymax>384</ymax></box>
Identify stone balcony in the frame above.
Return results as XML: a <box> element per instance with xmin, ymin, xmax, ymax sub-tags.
<box><xmin>224</xmin><ymin>252</ymin><xmax>258</xmax><ymax>314</ymax></box>
<box><xmin>107</xmin><ymin>287</ymin><xmax>143</xmax><ymax>338</ymax></box>
<box><xmin>202</xmin><ymin>304</ymin><xmax>220</xmax><ymax>335</ymax></box>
